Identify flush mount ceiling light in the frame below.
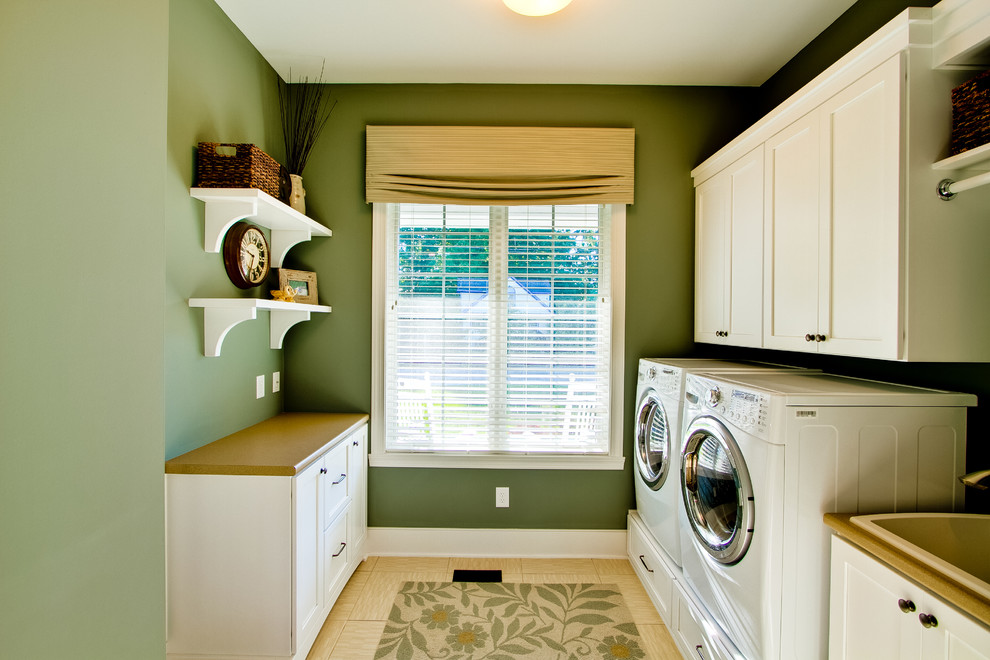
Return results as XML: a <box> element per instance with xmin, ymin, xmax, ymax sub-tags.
<box><xmin>502</xmin><ymin>0</ymin><xmax>573</xmax><ymax>16</ymax></box>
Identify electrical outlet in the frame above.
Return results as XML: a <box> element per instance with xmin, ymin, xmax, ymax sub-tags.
<box><xmin>256</xmin><ymin>375</ymin><xmax>265</xmax><ymax>399</ymax></box>
<box><xmin>495</xmin><ymin>487</ymin><xmax>509</xmax><ymax>508</ymax></box>
<box><xmin>272</xmin><ymin>371</ymin><xmax>280</xmax><ymax>393</ymax></box>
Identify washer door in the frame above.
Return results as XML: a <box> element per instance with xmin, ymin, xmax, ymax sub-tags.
<box><xmin>680</xmin><ymin>415</ymin><xmax>754</xmax><ymax>565</ymax></box>
<box><xmin>635</xmin><ymin>391</ymin><xmax>670</xmax><ymax>490</ymax></box>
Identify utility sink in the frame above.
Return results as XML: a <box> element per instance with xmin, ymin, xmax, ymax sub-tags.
<box><xmin>851</xmin><ymin>513</ymin><xmax>990</xmax><ymax>600</ymax></box>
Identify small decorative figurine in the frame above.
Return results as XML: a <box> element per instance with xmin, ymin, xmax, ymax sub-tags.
<box><xmin>270</xmin><ymin>284</ymin><xmax>297</xmax><ymax>303</ymax></box>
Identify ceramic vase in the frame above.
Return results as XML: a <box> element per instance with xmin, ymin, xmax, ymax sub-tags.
<box><xmin>289</xmin><ymin>174</ymin><xmax>306</xmax><ymax>214</ymax></box>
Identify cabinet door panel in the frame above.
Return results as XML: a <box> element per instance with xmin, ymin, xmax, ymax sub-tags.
<box><xmin>920</xmin><ymin>595</ymin><xmax>990</xmax><ymax>660</ymax></box>
<box><xmin>829</xmin><ymin>537</ymin><xmax>919</xmax><ymax>660</ymax></box>
<box><xmin>764</xmin><ymin>113</ymin><xmax>821</xmax><ymax>350</ymax></box>
<box><xmin>695</xmin><ymin>175</ymin><xmax>729</xmax><ymax>343</ymax></box>
<box><xmin>726</xmin><ymin>146</ymin><xmax>764</xmax><ymax>347</ymax></box>
<box><xmin>347</xmin><ymin>426</ymin><xmax>368</xmax><ymax>548</ymax></box>
<box><xmin>295</xmin><ymin>459</ymin><xmax>323</xmax><ymax>649</ymax></box>
<box><xmin>819</xmin><ymin>55</ymin><xmax>902</xmax><ymax>359</ymax></box>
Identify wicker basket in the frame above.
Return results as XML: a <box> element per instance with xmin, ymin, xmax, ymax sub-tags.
<box><xmin>950</xmin><ymin>69</ymin><xmax>990</xmax><ymax>156</ymax></box>
<box><xmin>195</xmin><ymin>143</ymin><xmax>291</xmax><ymax>202</ymax></box>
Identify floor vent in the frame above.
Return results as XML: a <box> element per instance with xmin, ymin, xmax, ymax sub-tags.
<box><xmin>451</xmin><ymin>569</ymin><xmax>502</xmax><ymax>582</ymax></box>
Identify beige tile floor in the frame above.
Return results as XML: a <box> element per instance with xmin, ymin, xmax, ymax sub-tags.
<box><xmin>306</xmin><ymin>556</ymin><xmax>682</xmax><ymax>659</ymax></box>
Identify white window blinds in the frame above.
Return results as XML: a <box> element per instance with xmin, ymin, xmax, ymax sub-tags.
<box><xmin>384</xmin><ymin>203</ymin><xmax>612</xmax><ymax>455</ymax></box>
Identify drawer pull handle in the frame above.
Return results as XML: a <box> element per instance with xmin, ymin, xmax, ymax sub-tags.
<box><xmin>638</xmin><ymin>554</ymin><xmax>654</xmax><ymax>573</ymax></box>
<box><xmin>332</xmin><ymin>473</ymin><xmax>347</xmax><ymax>485</ymax></box>
<box><xmin>353</xmin><ymin>440</ymin><xmax>359</xmax><ymax>446</ymax></box>
<box><xmin>319</xmin><ymin>468</ymin><xmax>327</xmax><ymax>474</ymax></box>
<box><xmin>332</xmin><ymin>542</ymin><xmax>346</xmax><ymax>558</ymax></box>
<box><xmin>898</xmin><ymin>599</ymin><xmax>916</xmax><ymax>613</ymax></box>
<box><xmin>919</xmin><ymin>613</ymin><xmax>939</xmax><ymax>629</ymax></box>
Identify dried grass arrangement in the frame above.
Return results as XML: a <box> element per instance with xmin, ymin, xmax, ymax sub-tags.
<box><xmin>276</xmin><ymin>64</ymin><xmax>337</xmax><ymax>175</ymax></box>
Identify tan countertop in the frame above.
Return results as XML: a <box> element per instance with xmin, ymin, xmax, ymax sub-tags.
<box><xmin>165</xmin><ymin>412</ymin><xmax>369</xmax><ymax>476</ymax></box>
<box><xmin>825</xmin><ymin>512</ymin><xmax>990</xmax><ymax>627</ymax></box>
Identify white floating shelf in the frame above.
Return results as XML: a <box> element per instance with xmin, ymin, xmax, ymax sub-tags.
<box><xmin>190</xmin><ymin>188</ymin><xmax>332</xmax><ymax>267</ymax></box>
<box><xmin>932</xmin><ymin>142</ymin><xmax>990</xmax><ymax>172</ymax></box>
<box><xmin>189</xmin><ymin>298</ymin><xmax>332</xmax><ymax>357</ymax></box>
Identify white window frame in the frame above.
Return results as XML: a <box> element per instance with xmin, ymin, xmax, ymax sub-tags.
<box><xmin>370</xmin><ymin>203</ymin><xmax>625</xmax><ymax>470</ymax></box>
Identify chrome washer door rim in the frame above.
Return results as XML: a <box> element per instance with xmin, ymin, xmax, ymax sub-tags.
<box><xmin>635</xmin><ymin>392</ymin><xmax>670</xmax><ymax>490</ymax></box>
<box><xmin>680</xmin><ymin>415</ymin><xmax>755</xmax><ymax>565</ymax></box>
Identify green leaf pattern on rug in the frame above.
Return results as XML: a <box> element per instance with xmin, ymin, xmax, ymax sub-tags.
<box><xmin>374</xmin><ymin>582</ymin><xmax>645</xmax><ymax>660</ymax></box>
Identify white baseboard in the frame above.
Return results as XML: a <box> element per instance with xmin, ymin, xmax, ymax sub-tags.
<box><xmin>366</xmin><ymin>526</ymin><xmax>627</xmax><ymax>558</ymax></box>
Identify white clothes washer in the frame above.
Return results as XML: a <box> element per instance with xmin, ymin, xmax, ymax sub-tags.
<box><xmin>677</xmin><ymin>371</ymin><xmax>974</xmax><ymax>660</ymax></box>
<box><xmin>633</xmin><ymin>358</ymin><xmax>809</xmax><ymax>567</ymax></box>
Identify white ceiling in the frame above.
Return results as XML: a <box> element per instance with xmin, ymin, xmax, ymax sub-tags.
<box><xmin>213</xmin><ymin>0</ymin><xmax>859</xmax><ymax>87</ymax></box>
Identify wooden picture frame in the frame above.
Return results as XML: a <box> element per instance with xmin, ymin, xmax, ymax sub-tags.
<box><xmin>278</xmin><ymin>269</ymin><xmax>318</xmax><ymax>305</ymax></box>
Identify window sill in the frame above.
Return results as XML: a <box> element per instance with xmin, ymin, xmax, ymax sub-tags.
<box><xmin>369</xmin><ymin>453</ymin><xmax>626</xmax><ymax>471</ymax></box>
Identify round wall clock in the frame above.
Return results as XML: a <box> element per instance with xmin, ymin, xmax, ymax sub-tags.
<box><xmin>222</xmin><ymin>221</ymin><xmax>271</xmax><ymax>289</ymax></box>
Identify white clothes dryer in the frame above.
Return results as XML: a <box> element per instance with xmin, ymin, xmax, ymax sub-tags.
<box><xmin>677</xmin><ymin>371</ymin><xmax>975</xmax><ymax>660</ymax></box>
<box><xmin>633</xmin><ymin>358</ymin><xmax>808</xmax><ymax>567</ymax></box>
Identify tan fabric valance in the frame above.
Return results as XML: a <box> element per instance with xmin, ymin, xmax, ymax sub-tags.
<box><xmin>365</xmin><ymin>126</ymin><xmax>634</xmax><ymax>205</ymax></box>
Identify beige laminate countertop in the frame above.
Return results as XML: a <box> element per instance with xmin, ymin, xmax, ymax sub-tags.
<box><xmin>165</xmin><ymin>412</ymin><xmax>369</xmax><ymax>476</ymax></box>
<box><xmin>825</xmin><ymin>512</ymin><xmax>990</xmax><ymax>627</ymax></box>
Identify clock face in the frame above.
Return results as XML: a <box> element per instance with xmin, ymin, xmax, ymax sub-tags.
<box><xmin>239</xmin><ymin>227</ymin><xmax>269</xmax><ymax>284</ymax></box>
<box><xmin>223</xmin><ymin>222</ymin><xmax>271</xmax><ymax>289</ymax></box>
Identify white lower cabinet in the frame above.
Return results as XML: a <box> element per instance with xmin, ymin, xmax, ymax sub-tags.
<box><xmin>829</xmin><ymin>536</ymin><xmax>990</xmax><ymax>660</ymax></box>
<box><xmin>628</xmin><ymin>512</ymin><xmax>742</xmax><ymax>660</ymax></box>
<box><xmin>347</xmin><ymin>425</ymin><xmax>368</xmax><ymax>550</ymax></box>
<box><xmin>671</xmin><ymin>581</ymin><xmax>739</xmax><ymax>660</ymax></box>
<box><xmin>166</xmin><ymin>422</ymin><xmax>368</xmax><ymax>660</ymax></box>
<box><xmin>627</xmin><ymin>512</ymin><xmax>675</xmax><ymax>625</ymax></box>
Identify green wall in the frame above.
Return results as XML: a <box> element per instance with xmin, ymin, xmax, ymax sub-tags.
<box><xmin>0</xmin><ymin>1</ymin><xmax>169</xmax><ymax>657</ymax></box>
<box><xmin>283</xmin><ymin>84</ymin><xmax>749</xmax><ymax>529</ymax></box>
<box><xmin>164</xmin><ymin>0</ymin><xmax>287</xmax><ymax>460</ymax></box>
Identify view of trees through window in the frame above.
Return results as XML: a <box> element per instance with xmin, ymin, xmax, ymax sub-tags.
<box><xmin>385</xmin><ymin>204</ymin><xmax>611</xmax><ymax>454</ymax></box>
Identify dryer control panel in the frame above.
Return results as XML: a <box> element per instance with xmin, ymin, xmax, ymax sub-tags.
<box><xmin>726</xmin><ymin>388</ymin><xmax>769</xmax><ymax>436</ymax></box>
<box><xmin>686</xmin><ymin>374</ymin><xmax>769</xmax><ymax>438</ymax></box>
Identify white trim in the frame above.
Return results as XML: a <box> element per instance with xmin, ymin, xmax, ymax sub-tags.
<box><xmin>370</xmin><ymin>203</ymin><xmax>626</xmax><ymax>470</ymax></box>
<box><xmin>369</xmin><ymin>453</ymin><xmax>625</xmax><ymax>470</ymax></box>
<box><xmin>366</xmin><ymin>526</ymin><xmax>628</xmax><ymax>558</ymax></box>
<box><xmin>932</xmin><ymin>0</ymin><xmax>990</xmax><ymax>69</ymax></box>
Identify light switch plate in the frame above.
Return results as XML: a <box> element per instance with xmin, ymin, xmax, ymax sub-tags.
<box><xmin>495</xmin><ymin>487</ymin><xmax>509</xmax><ymax>508</ymax></box>
<box><xmin>256</xmin><ymin>375</ymin><xmax>265</xmax><ymax>399</ymax></box>
<box><xmin>272</xmin><ymin>371</ymin><xmax>280</xmax><ymax>393</ymax></box>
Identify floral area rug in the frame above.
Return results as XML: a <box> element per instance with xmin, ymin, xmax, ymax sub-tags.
<box><xmin>374</xmin><ymin>582</ymin><xmax>645</xmax><ymax>660</ymax></box>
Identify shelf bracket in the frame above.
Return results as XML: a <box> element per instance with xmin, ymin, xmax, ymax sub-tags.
<box><xmin>204</xmin><ymin>199</ymin><xmax>259</xmax><ymax>252</ymax></box>
<box><xmin>937</xmin><ymin>171</ymin><xmax>990</xmax><ymax>200</ymax></box>
<box><xmin>270</xmin><ymin>229</ymin><xmax>312</xmax><ymax>268</ymax></box>
<box><xmin>200</xmin><ymin>306</ymin><xmax>258</xmax><ymax>357</ymax></box>
<box><xmin>270</xmin><ymin>309</ymin><xmax>312</xmax><ymax>349</ymax></box>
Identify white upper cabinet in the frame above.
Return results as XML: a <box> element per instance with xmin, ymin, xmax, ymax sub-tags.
<box><xmin>764</xmin><ymin>110</ymin><xmax>821</xmax><ymax>352</ymax></box>
<box><xmin>694</xmin><ymin>5</ymin><xmax>990</xmax><ymax>361</ymax></box>
<box><xmin>764</xmin><ymin>56</ymin><xmax>901</xmax><ymax>359</ymax></box>
<box><xmin>695</xmin><ymin>145</ymin><xmax>764</xmax><ymax>348</ymax></box>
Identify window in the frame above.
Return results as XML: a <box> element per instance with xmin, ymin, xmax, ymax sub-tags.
<box><xmin>371</xmin><ymin>203</ymin><xmax>625</xmax><ymax>469</ymax></box>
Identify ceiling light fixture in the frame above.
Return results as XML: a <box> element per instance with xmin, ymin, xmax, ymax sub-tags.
<box><xmin>502</xmin><ymin>0</ymin><xmax>573</xmax><ymax>17</ymax></box>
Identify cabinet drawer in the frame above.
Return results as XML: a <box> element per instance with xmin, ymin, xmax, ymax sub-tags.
<box><xmin>672</xmin><ymin>581</ymin><xmax>738</xmax><ymax>660</ymax></box>
<box><xmin>322</xmin><ymin>441</ymin><xmax>349</xmax><ymax>529</ymax></box>
<box><xmin>627</xmin><ymin>515</ymin><xmax>674</xmax><ymax>625</ymax></box>
<box><xmin>324</xmin><ymin>511</ymin><xmax>348</xmax><ymax>600</ymax></box>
